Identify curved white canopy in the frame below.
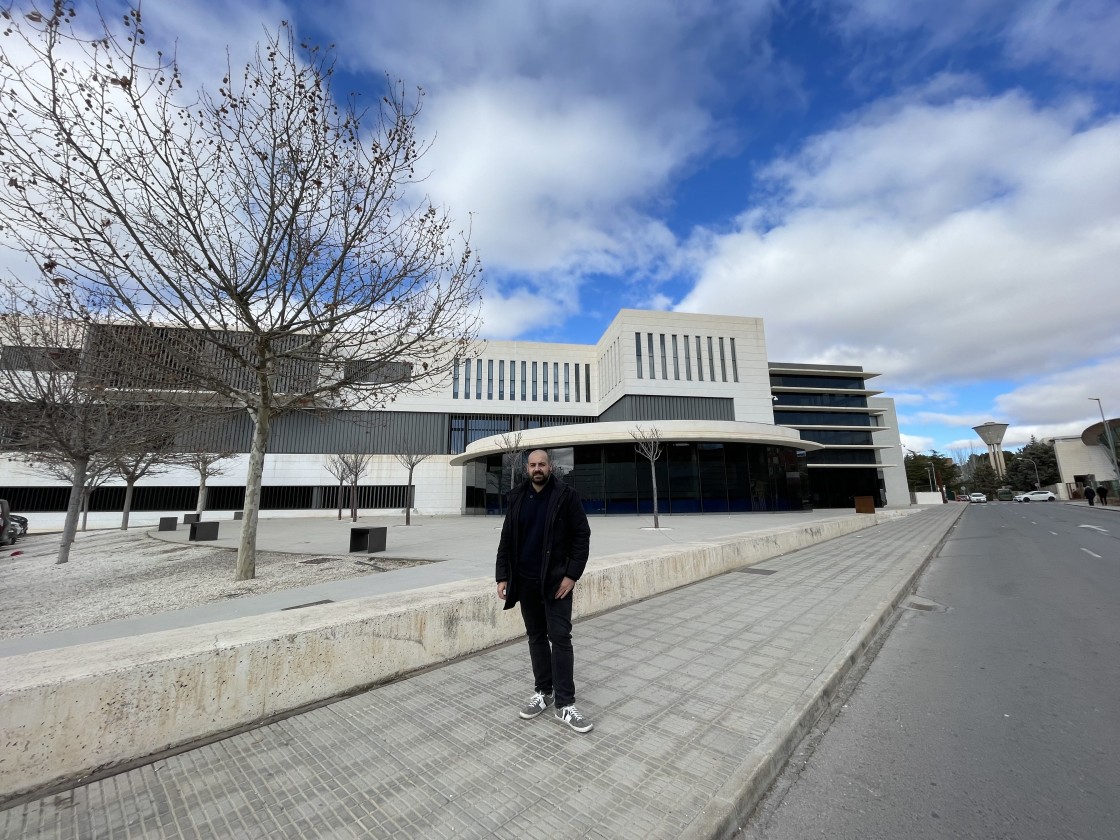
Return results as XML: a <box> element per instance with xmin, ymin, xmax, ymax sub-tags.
<box><xmin>449</xmin><ymin>419</ymin><xmax>823</xmax><ymax>466</ymax></box>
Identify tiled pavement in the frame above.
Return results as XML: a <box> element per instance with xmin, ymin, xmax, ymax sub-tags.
<box><xmin>2</xmin><ymin>505</ymin><xmax>963</xmax><ymax>839</ymax></box>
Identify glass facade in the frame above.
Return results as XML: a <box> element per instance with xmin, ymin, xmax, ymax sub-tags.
<box><xmin>774</xmin><ymin>392</ymin><xmax>868</xmax><ymax>408</ymax></box>
<box><xmin>770</xmin><ymin>374</ymin><xmax>865</xmax><ymax>390</ymax></box>
<box><xmin>479</xmin><ymin>441</ymin><xmax>811</xmax><ymax>514</ymax></box>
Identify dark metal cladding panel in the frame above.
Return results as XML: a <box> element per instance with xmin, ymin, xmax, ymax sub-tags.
<box><xmin>598</xmin><ymin>395</ymin><xmax>735</xmax><ymax>423</ymax></box>
<box><xmin>172</xmin><ymin>410</ymin><xmax>449</xmax><ymax>455</ymax></box>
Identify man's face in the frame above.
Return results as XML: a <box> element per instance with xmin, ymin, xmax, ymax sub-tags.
<box><xmin>527</xmin><ymin>451</ymin><xmax>552</xmax><ymax>487</ymax></box>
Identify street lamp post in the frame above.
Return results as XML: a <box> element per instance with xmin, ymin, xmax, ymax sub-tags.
<box><xmin>1022</xmin><ymin>457</ymin><xmax>1041</xmax><ymax>489</ymax></box>
<box><xmin>1089</xmin><ymin>398</ymin><xmax>1120</xmax><ymax>483</ymax></box>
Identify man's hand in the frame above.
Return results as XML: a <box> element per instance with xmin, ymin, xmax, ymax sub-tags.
<box><xmin>496</xmin><ymin>581</ymin><xmax>507</xmax><ymax>600</ymax></box>
<box><xmin>555</xmin><ymin>576</ymin><xmax>576</xmax><ymax>599</ymax></box>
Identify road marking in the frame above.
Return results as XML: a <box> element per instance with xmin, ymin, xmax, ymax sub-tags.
<box><xmin>1078</xmin><ymin>525</ymin><xmax>1109</xmax><ymax>534</ymax></box>
<box><xmin>1081</xmin><ymin>548</ymin><xmax>1102</xmax><ymax>559</ymax></box>
<box><xmin>1050</xmin><ymin>531</ymin><xmax>1058</xmax><ymax>535</ymax></box>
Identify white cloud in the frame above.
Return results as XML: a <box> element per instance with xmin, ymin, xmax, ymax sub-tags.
<box><xmin>899</xmin><ymin>433</ymin><xmax>935</xmax><ymax>452</ymax></box>
<box><xmin>677</xmin><ymin>90</ymin><xmax>1120</xmax><ymax>388</ymax></box>
<box><xmin>304</xmin><ymin>0</ymin><xmax>787</xmax><ymax>294</ymax></box>
<box><xmin>822</xmin><ymin>0</ymin><xmax>1120</xmax><ymax>80</ymax></box>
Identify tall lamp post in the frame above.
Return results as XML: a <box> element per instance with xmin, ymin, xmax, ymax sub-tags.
<box><xmin>1089</xmin><ymin>398</ymin><xmax>1120</xmax><ymax>483</ymax></box>
<box><xmin>1022</xmin><ymin>457</ymin><xmax>1041</xmax><ymax>489</ymax></box>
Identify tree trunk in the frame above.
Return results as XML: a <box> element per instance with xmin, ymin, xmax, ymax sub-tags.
<box><xmin>235</xmin><ymin>409</ymin><xmax>271</xmax><ymax>581</ymax></box>
<box><xmin>196</xmin><ymin>478</ymin><xmax>208</xmax><ymax>516</ymax></box>
<box><xmin>406</xmin><ymin>465</ymin><xmax>415</xmax><ymax>525</ymax></box>
<box><xmin>57</xmin><ymin>456</ymin><xmax>88</xmax><ymax>564</ymax></box>
<box><xmin>650</xmin><ymin>459</ymin><xmax>660</xmax><ymax>529</ymax></box>
<box><xmin>121</xmin><ymin>480</ymin><xmax>135</xmax><ymax>530</ymax></box>
<box><xmin>337</xmin><ymin>477</ymin><xmax>343</xmax><ymax>520</ymax></box>
<box><xmin>350</xmin><ymin>480</ymin><xmax>358</xmax><ymax>522</ymax></box>
<box><xmin>81</xmin><ymin>487</ymin><xmax>90</xmax><ymax>531</ymax></box>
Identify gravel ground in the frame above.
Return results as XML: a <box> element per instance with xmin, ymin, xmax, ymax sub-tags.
<box><xmin>0</xmin><ymin>528</ymin><xmax>428</xmax><ymax>640</ymax></box>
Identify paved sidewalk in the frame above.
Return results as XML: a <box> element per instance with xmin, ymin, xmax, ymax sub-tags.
<box><xmin>3</xmin><ymin>505</ymin><xmax>963</xmax><ymax>839</ymax></box>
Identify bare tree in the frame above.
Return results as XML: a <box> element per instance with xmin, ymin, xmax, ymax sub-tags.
<box><xmin>393</xmin><ymin>449</ymin><xmax>431</xmax><ymax>525</ymax></box>
<box><xmin>18</xmin><ymin>449</ymin><xmax>113</xmax><ymax>531</ymax></box>
<box><xmin>0</xmin><ymin>299</ymin><xmax>179</xmax><ymax>561</ymax></box>
<box><xmin>324</xmin><ymin>454</ymin><xmax>350</xmax><ymax>521</ymax></box>
<box><xmin>631</xmin><ymin>424</ymin><xmax>665</xmax><ymax>529</ymax></box>
<box><xmin>183</xmin><ymin>451</ymin><xmax>237</xmax><ymax>516</ymax></box>
<box><xmin>112</xmin><ymin>450</ymin><xmax>182</xmax><ymax>530</ymax></box>
<box><xmin>0</xmin><ymin>9</ymin><xmax>482</xmax><ymax>579</ymax></box>
<box><xmin>325</xmin><ymin>453</ymin><xmax>373</xmax><ymax>522</ymax></box>
<box><xmin>496</xmin><ymin>430</ymin><xmax>525</xmax><ymax>492</ymax></box>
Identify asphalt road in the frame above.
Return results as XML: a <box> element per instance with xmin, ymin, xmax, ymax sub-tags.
<box><xmin>741</xmin><ymin>502</ymin><xmax>1120</xmax><ymax>840</ymax></box>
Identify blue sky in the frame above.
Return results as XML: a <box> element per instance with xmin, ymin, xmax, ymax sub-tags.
<box><xmin>26</xmin><ymin>1</ymin><xmax>1120</xmax><ymax>455</ymax></box>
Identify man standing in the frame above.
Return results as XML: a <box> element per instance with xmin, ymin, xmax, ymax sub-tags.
<box><xmin>1097</xmin><ymin>485</ymin><xmax>1110</xmax><ymax>506</ymax></box>
<box><xmin>1085</xmin><ymin>485</ymin><xmax>1096</xmax><ymax>506</ymax></box>
<box><xmin>496</xmin><ymin>449</ymin><xmax>593</xmax><ymax>733</ymax></box>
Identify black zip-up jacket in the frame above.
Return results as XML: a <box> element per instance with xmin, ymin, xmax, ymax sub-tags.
<box><xmin>495</xmin><ymin>477</ymin><xmax>591</xmax><ymax>610</ymax></box>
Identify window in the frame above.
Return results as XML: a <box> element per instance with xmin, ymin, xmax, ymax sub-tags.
<box><xmin>464</xmin><ymin>359</ymin><xmax>472</xmax><ymax>399</ymax></box>
<box><xmin>647</xmin><ymin>333</ymin><xmax>656</xmax><ymax>379</ymax></box>
<box><xmin>498</xmin><ymin>360</ymin><xmax>505</xmax><ymax>400</ymax></box>
<box><xmin>729</xmin><ymin>338</ymin><xmax>739</xmax><ymax>382</ymax></box>
<box><xmin>695</xmin><ymin>336</ymin><xmax>704</xmax><ymax>381</ymax></box>
<box><xmin>584</xmin><ymin>364</ymin><xmax>591</xmax><ymax>403</ymax></box>
<box><xmin>487</xmin><ymin>359</ymin><xmax>494</xmax><ymax>399</ymax></box>
<box><xmin>635</xmin><ymin>332</ymin><xmax>643</xmax><ymax>379</ymax></box>
<box><xmin>452</xmin><ymin>359</ymin><xmax>460</xmax><ymax>398</ymax></box>
<box><xmin>659</xmin><ymin>335</ymin><xmax>668</xmax><ymax>380</ymax></box>
<box><xmin>683</xmin><ymin>335</ymin><xmax>692</xmax><ymax>381</ymax></box>
<box><xmin>553</xmin><ymin>362</ymin><xmax>559</xmax><ymax>401</ymax></box>
<box><xmin>532</xmin><ymin>362</ymin><xmax>538</xmax><ymax>401</ymax></box>
<box><xmin>510</xmin><ymin>360</ymin><xmax>516</xmax><ymax>400</ymax></box>
<box><xmin>672</xmin><ymin>336</ymin><xmax>680</xmax><ymax>380</ymax></box>
<box><xmin>564</xmin><ymin>363</ymin><xmax>570</xmax><ymax>401</ymax></box>
<box><xmin>475</xmin><ymin>360</ymin><xmax>482</xmax><ymax>399</ymax></box>
<box><xmin>574</xmin><ymin>361</ymin><xmax>581</xmax><ymax>402</ymax></box>
<box><xmin>718</xmin><ymin>338</ymin><xmax>727</xmax><ymax>382</ymax></box>
<box><xmin>707</xmin><ymin>337</ymin><xmax>716</xmax><ymax>381</ymax></box>
<box><xmin>543</xmin><ymin>361</ymin><xmax>549</xmax><ymax>401</ymax></box>
<box><xmin>521</xmin><ymin>361</ymin><xmax>527</xmax><ymax>400</ymax></box>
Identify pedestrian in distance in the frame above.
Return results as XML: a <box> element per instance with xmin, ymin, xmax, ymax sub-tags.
<box><xmin>1097</xmin><ymin>485</ymin><xmax>1110</xmax><ymax>506</ymax></box>
<box><xmin>1084</xmin><ymin>485</ymin><xmax>1096</xmax><ymax>506</ymax></box>
<box><xmin>496</xmin><ymin>449</ymin><xmax>594</xmax><ymax>733</ymax></box>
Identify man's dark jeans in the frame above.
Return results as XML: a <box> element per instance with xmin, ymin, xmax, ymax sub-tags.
<box><xmin>518</xmin><ymin>580</ymin><xmax>575</xmax><ymax>708</ymax></box>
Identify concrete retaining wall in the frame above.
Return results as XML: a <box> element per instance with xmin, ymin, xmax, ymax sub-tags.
<box><xmin>0</xmin><ymin>509</ymin><xmax>913</xmax><ymax>803</ymax></box>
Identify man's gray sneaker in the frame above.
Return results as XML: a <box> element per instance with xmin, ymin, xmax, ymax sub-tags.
<box><xmin>519</xmin><ymin>690</ymin><xmax>554</xmax><ymax>719</ymax></box>
<box><xmin>555</xmin><ymin>704</ymin><xmax>594</xmax><ymax>733</ymax></box>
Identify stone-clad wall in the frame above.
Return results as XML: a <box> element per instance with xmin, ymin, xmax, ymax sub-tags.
<box><xmin>0</xmin><ymin>510</ymin><xmax>914</xmax><ymax>804</ymax></box>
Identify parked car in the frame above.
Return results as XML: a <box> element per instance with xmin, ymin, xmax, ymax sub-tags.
<box><xmin>1014</xmin><ymin>490</ymin><xmax>1056</xmax><ymax>502</ymax></box>
<box><xmin>969</xmin><ymin>493</ymin><xmax>987</xmax><ymax>503</ymax></box>
<box><xmin>0</xmin><ymin>501</ymin><xmax>24</xmax><ymax>546</ymax></box>
<box><xmin>9</xmin><ymin>514</ymin><xmax>28</xmax><ymax>537</ymax></box>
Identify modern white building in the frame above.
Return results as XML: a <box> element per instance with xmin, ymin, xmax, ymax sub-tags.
<box><xmin>1</xmin><ymin>310</ymin><xmax>908</xmax><ymax>515</ymax></box>
<box><xmin>1048</xmin><ymin>418</ymin><xmax>1120</xmax><ymax>499</ymax></box>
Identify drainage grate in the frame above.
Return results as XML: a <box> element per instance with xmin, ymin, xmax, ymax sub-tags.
<box><xmin>736</xmin><ymin>567</ymin><xmax>777</xmax><ymax>575</ymax></box>
<box><xmin>281</xmin><ymin>599</ymin><xmax>334</xmax><ymax>611</ymax></box>
<box><xmin>300</xmin><ymin>557</ymin><xmax>337</xmax><ymax>565</ymax></box>
<box><xmin>905</xmin><ymin>597</ymin><xmax>948</xmax><ymax>613</ymax></box>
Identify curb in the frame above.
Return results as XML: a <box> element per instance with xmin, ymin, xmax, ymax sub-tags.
<box><xmin>684</xmin><ymin>504</ymin><xmax>965</xmax><ymax>838</ymax></box>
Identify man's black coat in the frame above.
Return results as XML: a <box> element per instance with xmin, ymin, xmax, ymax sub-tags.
<box><xmin>495</xmin><ymin>477</ymin><xmax>591</xmax><ymax>610</ymax></box>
